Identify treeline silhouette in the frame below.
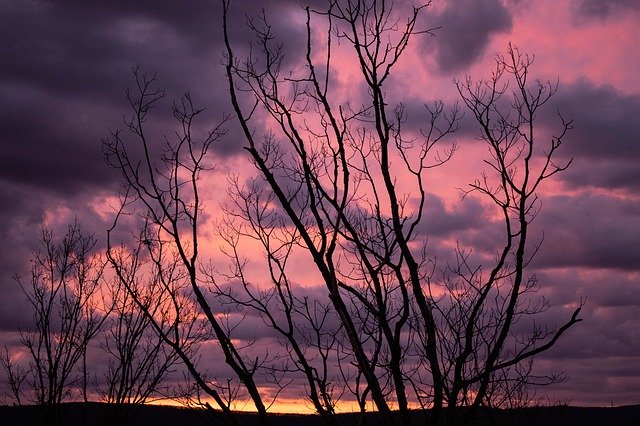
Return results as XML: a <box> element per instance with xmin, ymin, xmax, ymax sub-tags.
<box><xmin>2</xmin><ymin>403</ymin><xmax>640</xmax><ymax>426</ymax></box>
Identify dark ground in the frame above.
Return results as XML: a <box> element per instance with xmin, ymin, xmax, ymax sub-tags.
<box><xmin>1</xmin><ymin>402</ymin><xmax>639</xmax><ymax>425</ymax></box>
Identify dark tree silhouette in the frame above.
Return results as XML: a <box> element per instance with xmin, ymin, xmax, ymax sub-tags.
<box><xmin>99</xmin><ymin>246</ymin><xmax>186</xmax><ymax>424</ymax></box>
<box><xmin>103</xmin><ymin>69</ymin><xmax>271</xmax><ymax>426</ymax></box>
<box><xmin>95</xmin><ymin>2</ymin><xmax>582</xmax><ymax>426</ymax></box>
<box><xmin>1</xmin><ymin>221</ymin><xmax>108</xmax><ymax>425</ymax></box>
<box><xmin>220</xmin><ymin>1</ymin><xmax>582</xmax><ymax>425</ymax></box>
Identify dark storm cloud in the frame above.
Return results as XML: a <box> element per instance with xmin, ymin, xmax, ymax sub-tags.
<box><xmin>533</xmin><ymin>269</ymin><xmax>639</xmax><ymax>375</ymax></box>
<box><xmin>0</xmin><ymin>84</ymin><xmax>120</xmax><ymax>193</ymax></box>
<box><xmin>424</xmin><ymin>0</ymin><xmax>513</xmax><ymax>74</ymax></box>
<box><xmin>573</xmin><ymin>0</ymin><xmax>640</xmax><ymax>21</ymax></box>
<box><xmin>534</xmin><ymin>193</ymin><xmax>640</xmax><ymax>271</ymax></box>
<box><xmin>1</xmin><ymin>1</ymin><xmax>216</xmax><ymax>103</ymax></box>
<box><xmin>422</xmin><ymin>192</ymin><xmax>488</xmax><ymax>237</ymax></box>
<box><xmin>561</xmin><ymin>160</ymin><xmax>640</xmax><ymax>192</ymax></box>
<box><xmin>553</xmin><ymin>81</ymin><xmax>640</xmax><ymax>160</ymax></box>
<box><xmin>537</xmin><ymin>268</ymin><xmax>640</xmax><ymax>309</ymax></box>
<box><xmin>532</xmin><ymin>302</ymin><xmax>639</xmax><ymax>362</ymax></box>
<box><xmin>544</xmin><ymin>80</ymin><xmax>640</xmax><ymax>191</ymax></box>
<box><xmin>0</xmin><ymin>1</ymin><xmax>305</xmax><ymax>244</ymax></box>
<box><xmin>0</xmin><ymin>0</ymin><xmax>313</xmax><ymax>166</ymax></box>
<box><xmin>513</xmin><ymin>264</ymin><xmax>640</xmax><ymax>406</ymax></box>
<box><xmin>536</xmin><ymin>346</ymin><xmax>640</xmax><ymax>405</ymax></box>
<box><xmin>0</xmin><ymin>1</ymin><xmax>220</xmax><ymax>199</ymax></box>
<box><xmin>0</xmin><ymin>183</ymin><xmax>47</xmax><ymax>331</ymax></box>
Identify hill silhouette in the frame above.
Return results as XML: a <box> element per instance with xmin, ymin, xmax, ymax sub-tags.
<box><xmin>1</xmin><ymin>402</ymin><xmax>639</xmax><ymax>425</ymax></box>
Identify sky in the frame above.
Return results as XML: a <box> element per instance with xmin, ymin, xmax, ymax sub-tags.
<box><xmin>1</xmin><ymin>0</ymin><xmax>639</xmax><ymax>409</ymax></box>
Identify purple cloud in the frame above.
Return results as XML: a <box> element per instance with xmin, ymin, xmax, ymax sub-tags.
<box><xmin>424</xmin><ymin>0</ymin><xmax>513</xmax><ymax>74</ymax></box>
<box><xmin>573</xmin><ymin>0</ymin><xmax>640</xmax><ymax>21</ymax></box>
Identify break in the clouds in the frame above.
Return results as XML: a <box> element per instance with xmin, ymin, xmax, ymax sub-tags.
<box><xmin>0</xmin><ymin>0</ymin><xmax>639</xmax><ymax>408</ymax></box>
<box><xmin>424</xmin><ymin>0</ymin><xmax>513</xmax><ymax>74</ymax></box>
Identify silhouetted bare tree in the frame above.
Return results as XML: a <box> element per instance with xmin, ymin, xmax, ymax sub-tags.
<box><xmin>214</xmin><ymin>177</ymin><xmax>344</xmax><ymax>422</ymax></box>
<box><xmin>99</xmin><ymin>239</ymin><xmax>186</xmax><ymax>424</ymax></box>
<box><xmin>220</xmin><ymin>1</ymin><xmax>582</xmax><ymax>425</ymax></box>
<box><xmin>103</xmin><ymin>68</ymin><xmax>271</xmax><ymax>426</ymax></box>
<box><xmin>97</xmin><ymin>2</ymin><xmax>583</xmax><ymax>425</ymax></box>
<box><xmin>1</xmin><ymin>221</ymin><xmax>107</xmax><ymax>424</ymax></box>
<box><xmin>440</xmin><ymin>44</ymin><xmax>581</xmax><ymax>424</ymax></box>
<box><xmin>1</xmin><ymin>346</ymin><xmax>27</xmax><ymax>406</ymax></box>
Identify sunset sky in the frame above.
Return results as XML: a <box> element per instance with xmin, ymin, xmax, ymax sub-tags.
<box><xmin>1</xmin><ymin>0</ymin><xmax>639</xmax><ymax>408</ymax></box>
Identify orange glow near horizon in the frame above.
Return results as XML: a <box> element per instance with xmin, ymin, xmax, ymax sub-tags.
<box><xmin>147</xmin><ymin>396</ymin><xmax>415</xmax><ymax>415</ymax></box>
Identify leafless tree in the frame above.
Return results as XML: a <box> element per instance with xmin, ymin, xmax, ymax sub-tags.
<box><xmin>98</xmin><ymin>2</ymin><xmax>583</xmax><ymax>425</ymax></box>
<box><xmin>212</xmin><ymin>176</ymin><xmax>345</xmax><ymax>423</ymax></box>
<box><xmin>98</xmin><ymin>235</ymin><xmax>187</xmax><ymax>424</ymax></box>
<box><xmin>104</xmin><ymin>68</ymin><xmax>271</xmax><ymax>426</ymax></box>
<box><xmin>220</xmin><ymin>1</ymin><xmax>582</xmax><ymax>425</ymax></box>
<box><xmin>440</xmin><ymin>43</ymin><xmax>582</xmax><ymax>425</ymax></box>
<box><xmin>1</xmin><ymin>346</ymin><xmax>28</xmax><ymax>406</ymax></box>
<box><xmin>1</xmin><ymin>221</ymin><xmax>107</xmax><ymax>424</ymax></box>
<box><xmin>222</xmin><ymin>0</ymin><xmax>453</xmax><ymax>423</ymax></box>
